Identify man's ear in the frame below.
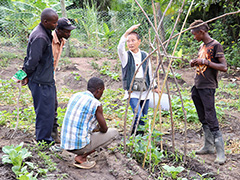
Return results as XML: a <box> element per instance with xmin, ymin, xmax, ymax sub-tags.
<box><xmin>96</xmin><ymin>88</ymin><xmax>101</xmax><ymax>93</ymax></box>
<box><xmin>43</xmin><ymin>19</ymin><xmax>47</xmax><ymax>25</ymax></box>
<box><xmin>199</xmin><ymin>29</ymin><xmax>205</xmax><ymax>34</ymax></box>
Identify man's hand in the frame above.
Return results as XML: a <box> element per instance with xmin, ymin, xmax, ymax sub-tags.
<box><xmin>124</xmin><ymin>24</ymin><xmax>141</xmax><ymax>38</ymax></box>
<box><xmin>154</xmin><ymin>88</ymin><xmax>161</xmax><ymax>94</ymax></box>
<box><xmin>92</xmin><ymin>124</ymin><xmax>100</xmax><ymax>132</ymax></box>
<box><xmin>190</xmin><ymin>58</ymin><xmax>205</xmax><ymax>67</ymax></box>
<box><xmin>21</xmin><ymin>77</ymin><xmax>29</xmax><ymax>86</ymax></box>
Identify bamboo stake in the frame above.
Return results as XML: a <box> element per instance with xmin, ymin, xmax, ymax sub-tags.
<box><xmin>152</xmin><ymin>0</ymin><xmax>173</xmax><ymax>47</ymax></box>
<box><xmin>163</xmin><ymin>9</ymin><xmax>240</xmax><ymax>47</ymax></box>
<box><xmin>148</xmin><ymin>28</ymin><xmax>152</xmax><ymax>172</ymax></box>
<box><xmin>123</xmin><ymin>6</ymin><xmax>240</xmax><ymax>152</ymax></box>
<box><xmin>133</xmin><ymin>0</ymin><xmax>174</xmax><ymax>167</ymax></box>
<box><xmin>152</xmin><ymin>0</ymin><xmax>163</xmax><ymax>152</ymax></box>
<box><xmin>134</xmin><ymin>0</ymin><xmax>178</xmax><ymax>168</ymax></box>
<box><xmin>132</xmin><ymin>61</ymin><xmax>150</xmax><ymax>138</ymax></box>
<box><xmin>123</xmin><ymin>45</ymin><xmax>160</xmax><ymax>151</ymax></box>
<box><xmin>134</xmin><ymin>0</ymin><xmax>193</xmax><ymax>167</ymax></box>
<box><xmin>152</xmin><ymin>0</ymin><xmax>194</xmax><ymax>165</ymax></box>
<box><xmin>177</xmin><ymin>0</ymin><xmax>195</xmax><ymax>164</ymax></box>
<box><xmin>159</xmin><ymin>0</ymin><xmax>186</xmax><ymax>151</ymax></box>
<box><xmin>123</xmin><ymin>92</ymin><xmax>131</xmax><ymax>151</ymax></box>
<box><xmin>150</xmin><ymin>0</ymin><xmax>185</xmax><ymax>152</ymax></box>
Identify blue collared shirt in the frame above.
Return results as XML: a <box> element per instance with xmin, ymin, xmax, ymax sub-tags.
<box><xmin>61</xmin><ymin>91</ymin><xmax>101</xmax><ymax>150</ymax></box>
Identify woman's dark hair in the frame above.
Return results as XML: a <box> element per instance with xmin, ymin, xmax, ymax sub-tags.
<box><xmin>128</xmin><ymin>31</ymin><xmax>141</xmax><ymax>40</ymax></box>
<box><xmin>190</xmin><ymin>19</ymin><xmax>210</xmax><ymax>32</ymax></box>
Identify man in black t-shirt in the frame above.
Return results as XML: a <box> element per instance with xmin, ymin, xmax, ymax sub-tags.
<box><xmin>190</xmin><ymin>20</ymin><xmax>227</xmax><ymax>165</ymax></box>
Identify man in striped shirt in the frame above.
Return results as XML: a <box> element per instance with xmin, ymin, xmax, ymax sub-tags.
<box><xmin>61</xmin><ymin>77</ymin><xmax>118</xmax><ymax>169</ymax></box>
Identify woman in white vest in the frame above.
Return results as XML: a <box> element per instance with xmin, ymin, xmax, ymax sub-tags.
<box><xmin>117</xmin><ymin>24</ymin><xmax>159</xmax><ymax>136</ymax></box>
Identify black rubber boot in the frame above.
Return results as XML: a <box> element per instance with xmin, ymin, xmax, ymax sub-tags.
<box><xmin>51</xmin><ymin>126</ymin><xmax>60</xmax><ymax>144</ymax></box>
<box><xmin>212</xmin><ymin>130</ymin><xmax>226</xmax><ymax>165</ymax></box>
<box><xmin>196</xmin><ymin>125</ymin><xmax>215</xmax><ymax>154</ymax></box>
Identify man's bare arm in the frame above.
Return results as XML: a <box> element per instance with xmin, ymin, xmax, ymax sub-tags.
<box><xmin>95</xmin><ymin>105</ymin><xmax>108</xmax><ymax>133</ymax></box>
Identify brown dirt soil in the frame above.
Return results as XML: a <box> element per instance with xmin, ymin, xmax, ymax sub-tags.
<box><xmin>0</xmin><ymin>127</ymin><xmax>150</xmax><ymax>180</ymax></box>
<box><xmin>0</xmin><ymin>50</ymin><xmax>240</xmax><ymax>179</ymax></box>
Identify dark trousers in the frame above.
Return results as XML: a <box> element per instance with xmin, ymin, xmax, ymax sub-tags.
<box><xmin>28</xmin><ymin>81</ymin><xmax>55</xmax><ymax>143</ymax></box>
<box><xmin>53</xmin><ymin>88</ymin><xmax>59</xmax><ymax>129</ymax></box>
<box><xmin>191</xmin><ymin>86</ymin><xmax>219</xmax><ymax>131</ymax></box>
<box><xmin>130</xmin><ymin>98</ymin><xmax>149</xmax><ymax>133</ymax></box>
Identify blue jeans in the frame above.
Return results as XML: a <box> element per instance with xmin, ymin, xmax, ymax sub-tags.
<box><xmin>129</xmin><ymin>98</ymin><xmax>149</xmax><ymax>134</ymax></box>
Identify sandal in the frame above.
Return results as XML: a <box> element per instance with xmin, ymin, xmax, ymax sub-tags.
<box><xmin>49</xmin><ymin>145</ymin><xmax>62</xmax><ymax>152</ymax></box>
<box><xmin>73</xmin><ymin>161</ymin><xmax>96</xmax><ymax>169</ymax></box>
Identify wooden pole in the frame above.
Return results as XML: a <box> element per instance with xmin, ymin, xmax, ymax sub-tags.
<box><xmin>60</xmin><ymin>0</ymin><xmax>70</xmax><ymax>57</ymax></box>
<box><xmin>162</xmin><ymin>9</ymin><xmax>240</xmax><ymax>47</ymax></box>
<box><xmin>10</xmin><ymin>83</ymin><xmax>22</xmax><ymax>139</ymax></box>
<box><xmin>134</xmin><ymin>0</ymin><xmax>194</xmax><ymax>167</ymax></box>
<box><xmin>152</xmin><ymin>0</ymin><xmax>163</xmax><ymax>151</ymax></box>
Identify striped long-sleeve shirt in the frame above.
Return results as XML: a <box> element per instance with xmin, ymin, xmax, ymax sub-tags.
<box><xmin>61</xmin><ymin>91</ymin><xmax>101</xmax><ymax>150</ymax></box>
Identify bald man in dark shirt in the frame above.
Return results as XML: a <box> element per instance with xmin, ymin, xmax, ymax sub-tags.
<box><xmin>22</xmin><ymin>8</ymin><xmax>58</xmax><ymax>145</ymax></box>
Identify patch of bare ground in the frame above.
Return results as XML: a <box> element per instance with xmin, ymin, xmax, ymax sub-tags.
<box><xmin>0</xmin><ymin>51</ymin><xmax>240</xmax><ymax>179</ymax></box>
<box><xmin>0</xmin><ymin>127</ymin><xmax>151</xmax><ymax>180</ymax></box>
<box><xmin>162</xmin><ymin>111</ymin><xmax>240</xmax><ymax>180</ymax></box>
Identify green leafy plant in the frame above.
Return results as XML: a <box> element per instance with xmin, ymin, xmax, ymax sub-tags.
<box><xmin>90</xmin><ymin>60</ymin><xmax>100</xmax><ymax>70</ymax></box>
<box><xmin>168</xmin><ymin>72</ymin><xmax>182</xmax><ymax>80</ymax></box>
<box><xmin>167</xmin><ymin>94</ymin><xmax>198</xmax><ymax>123</ymax></box>
<box><xmin>70</xmin><ymin>46</ymin><xmax>103</xmax><ymax>58</ymax></box>
<box><xmin>57</xmin><ymin>106</ymin><xmax>67</xmax><ymax>127</ymax></box>
<box><xmin>35</xmin><ymin>141</ymin><xmax>53</xmax><ymax>152</ymax></box>
<box><xmin>2</xmin><ymin>142</ymin><xmax>37</xmax><ymax>179</ymax></box>
<box><xmin>98</xmin><ymin>22</ymin><xmax>115</xmax><ymax>46</ymax></box>
<box><xmin>37</xmin><ymin>151</ymin><xmax>57</xmax><ymax>172</ymax></box>
<box><xmin>123</xmin><ymin>117</ymin><xmax>165</xmax><ymax>172</ymax></box>
<box><xmin>99</xmin><ymin>65</ymin><xmax>120</xmax><ymax>81</ymax></box>
<box><xmin>162</xmin><ymin>165</ymin><xmax>185</xmax><ymax>179</ymax></box>
<box><xmin>0</xmin><ymin>0</ymin><xmax>72</xmax><ymax>45</ymax></box>
<box><xmin>71</xmin><ymin>72</ymin><xmax>82</xmax><ymax>81</ymax></box>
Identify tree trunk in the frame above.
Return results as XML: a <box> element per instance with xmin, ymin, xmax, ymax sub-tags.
<box><xmin>60</xmin><ymin>0</ymin><xmax>70</xmax><ymax>57</ymax></box>
<box><xmin>156</xmin><ymin>3</ymin><xmax>165</xmax><ymax>42</ymax></box>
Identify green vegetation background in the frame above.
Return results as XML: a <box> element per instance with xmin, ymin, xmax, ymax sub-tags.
<box><xmin>0</xmin><ymin>1</ymin><xmax>240</xmax><ymax>179</ymax></box>
<box><xmin>0</xmin><ymin>0</ymin><xmax>239</xmax><ymax>67</ymax></box>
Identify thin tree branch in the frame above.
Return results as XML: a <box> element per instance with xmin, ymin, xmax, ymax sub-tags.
<box><xmin>163</xmin><ymin>9</ymin><xmax>240</xmax><ymax>46</ymax></box>
<box><xmin>10</xmin><ymin>82</ymin><xmax>22</xmax><ymax>139</ymax></box>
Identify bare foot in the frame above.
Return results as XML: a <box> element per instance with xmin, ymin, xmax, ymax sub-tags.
<box><xmin>75</xmin><ymin>155</ymin><xmax>87</xmax><ymax>164</ymax></box>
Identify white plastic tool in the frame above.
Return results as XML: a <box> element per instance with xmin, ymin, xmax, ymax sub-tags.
<box><xmin>148</xmin><ymin>92</ymin><xmax>170</xmax><ymax>111</ymax></box>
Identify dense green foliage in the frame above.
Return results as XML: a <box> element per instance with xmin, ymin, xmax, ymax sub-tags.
<box><xmin>0</xmin><ymin>0</ymin><xmax>239</xmax><ymax>67</ymax></box>
<box><xmin>0</xmin><ymin>1</ymin><xmax>239</xmax><ymax>179</ymax></box>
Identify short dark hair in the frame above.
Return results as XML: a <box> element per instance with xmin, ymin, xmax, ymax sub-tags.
<box><xmin>190</xmin><ymin>19</ymin><xmax>210</xmax><ymax>32</ymax></box>
<box><xmin>87</xmin><ymin>77</ymin><xmax>104</xmax><ymax>92</ymax></box>
<box><xmin>128</xmin><ymin>31</ymin><xmax>141</xmax><ymax>40</ymax></box>
<box><xmin>41</xmin><ymin>8</ymin><xmax>58</xmax><ymax>22</ymax></box>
